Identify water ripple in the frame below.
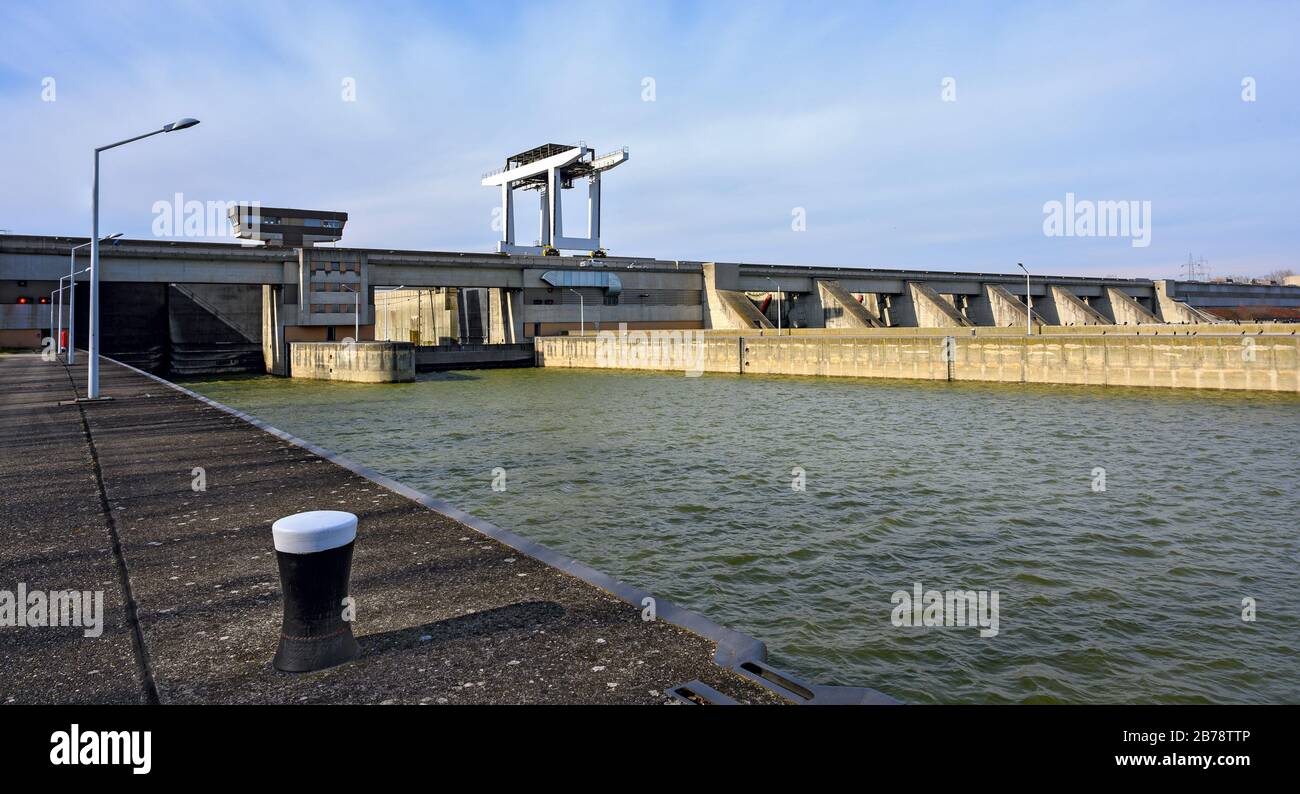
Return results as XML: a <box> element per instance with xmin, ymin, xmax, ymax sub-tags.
<box><xmin>185</xmin><ymin>369</ymin><xmax>1300</xmax><ymax>704</ymax></box>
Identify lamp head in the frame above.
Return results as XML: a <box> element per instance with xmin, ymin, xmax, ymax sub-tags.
<box><xmin>163</xmin><ymin>117</ymin><xmax>200</xmax><ymax>133</ymax></box>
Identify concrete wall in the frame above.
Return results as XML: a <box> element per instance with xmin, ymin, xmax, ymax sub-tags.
<box><xmin>692</xmin><ymin>322</ymin><xmax>1286</xmax><ymax>338</ymax></box>
<box><xmin>1172</xmin><ymin>279</ymin><xmax>1300</xmax><ymax>309</ymax></box>
<box><xmin>535</xmin><ymin>332</ymin><xmax>1300</xmax><ymax>392</ymax></box>
<box><xmin>0</xmin><ymin>328</ymin><xmax>43</xmax><ymax>348</ymax></box>
<box><xmin>172</xmin><ymin>284</ymin><xmax>261</xmax><ymax>342</ymax></box>
<box><xmin>415</xmin><ymin>342</ymin><xmax>534</xmax><ymax>371</ymax></box>
<box><xmin>537</xmin><ymin>333</ymin><xmax>743</xmax><ymax>375</ymax></box>
<box><xmin>520</xmin><ymin>267</ymin><xmax>702</xmax><ymax>335</ymax></box>
<box><xmin>0</xmin><ymin>304</ymin><xmax>50</xmax><ymax>345</ymax></box>
<box><xmin>290</xmin><ymin>341</ymin><xmax>415</xmax><ymax>383</ymax></box>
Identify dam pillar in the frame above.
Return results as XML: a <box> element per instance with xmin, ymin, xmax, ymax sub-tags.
<box><xmin>1040</xmin><ymin>285</ymin><xmax>1111</xmax><ymax>326</ymax></box>
<box><xmin>1153</xmin><ymin>280</ymin><xmax>1221</xmax><ymax>324</ymax></box>
<box><xmin>902</xmin><ymin>281</ymin><xmax>974</xmax><ymax>327</ymax></box>
<box><xmin>979</xmin><ymin>283</ymin><xmax>1046</xmax><ymax>329</ymax></box>
<box><xmin>816</xmin><ymin>279</ymin><xmax>884</xmax><ymax>328</ymax></box>
<box><xmin>703</xmin><ymin>262</ymin><xmax>773</xmax><ymax>330</ymax></box>
<box><xmin>263</xmin><ymin>284</ymin><xmax>289</xmax><ymax>376</ymax></box>
<box><xmin>488</xmin><ymin>287</ymin><xmax>525</xmax><ymax>343</ymax></box>
<box><xmin>1096</xmin><ymin>286</ymin><xmax>1160</xmax><ymax>325</ymax></box>
<box><xmin>864</xmin><ymin>293</ymin><xmax>891</xmax><ymax>326</ymax></box>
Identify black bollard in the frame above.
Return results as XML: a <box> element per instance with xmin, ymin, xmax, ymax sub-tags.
<box><xmin>271</xmin><ymin>510</ymin><xmax>360</xmax><ymax>672</ymax></box>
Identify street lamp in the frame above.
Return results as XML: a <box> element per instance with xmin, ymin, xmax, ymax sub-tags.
<box><xmin>375</xmin><ymin>285</ymin><xmax>405</xmax><ymax>341</ymax></box>
<box><xmin>88</xmin><ymin>119</ymin><xmax>199</xmax><ymax>399</ymax></box>
<box><xmin>765</xmin><ymin>276</ymin><xmax>782</xmax><ymax>335</ymax></box>
<box><xmin>55</xmin><ymin>266</ymin><xmax>90</xmax><ymax>360</ymax></box>
<box><xmin>340</xmin><ymin>283</ymin><xmax>360</xmax><ymax>342</ymax></box>
<box><xmin>48</xmin><ymin>288</ymin><xmax>58</xmax><ymax>343</ymax></box>
<box><xmin>64</xmin><ymin>233</ymin><xmax>120</xmax><ymax>364</ymax></box>
<box><xmin>569</xmin><ymin>288</ymin><xmax>584</xmax><ymax>335</ymax></box>
<box><xmin>1016</xmin><ymin>262</ymin><xmax>1032</xmax><ymax>336</ymax></box>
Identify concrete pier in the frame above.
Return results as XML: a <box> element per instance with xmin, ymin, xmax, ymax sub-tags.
<box><xmin>290</xmin><ymin>341</ymin><xmax>415</xmax><ymax>383</ymax></box>
<box><xmin>1</xmin><ymin>354</ymin><xmax>896</xmax><ymax>704</ymax></box>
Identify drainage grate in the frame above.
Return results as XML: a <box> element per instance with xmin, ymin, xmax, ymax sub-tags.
<box><xmin>667</xmin><ymin>681</ymin><xmax>739</xmax><ymax>705</ymax></box>
<box><xmin>738</xmin><ymin>661</ymin><xmax>816</xmax><ymax>701</ymax></box>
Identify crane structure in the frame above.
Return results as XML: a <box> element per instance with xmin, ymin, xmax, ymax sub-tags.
<box><xmin>482</xmin><ymin>143</ymin><xmax>628</xmax><ymax>256</ymax></box>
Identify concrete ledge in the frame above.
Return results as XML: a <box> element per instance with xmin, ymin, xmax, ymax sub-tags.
<box><xmin>290</xmin><ymin>341</ymin><xmax>414</xmax><ymax>382</ymax></box>
<box><xmin>97</xmin><ymin>355</ymin><xmax>895</xmax><ymax>704</ymax></box>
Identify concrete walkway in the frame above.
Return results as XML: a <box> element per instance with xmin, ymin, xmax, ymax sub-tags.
<box><xmin>0</xmin><ymin>354</ymin><xmax>787</xmax><ymax>704</ymax></box>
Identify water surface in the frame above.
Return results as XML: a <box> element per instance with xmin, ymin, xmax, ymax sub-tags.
<box><xmin>184</xmin><ymin>368</ymin><xmax>1300</xmax><ymax>703</ymax></box>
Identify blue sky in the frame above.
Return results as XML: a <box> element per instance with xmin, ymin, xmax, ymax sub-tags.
<box><xmin>1</xmin><ymin>0</ymin><xmax>1296</xmax><ymax>278</ymax></box>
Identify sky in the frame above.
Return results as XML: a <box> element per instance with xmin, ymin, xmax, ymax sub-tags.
<box><xmin>1</xmin><ymin>0</ymin><xmax>1297</xmax><ymax>279</ymax></box>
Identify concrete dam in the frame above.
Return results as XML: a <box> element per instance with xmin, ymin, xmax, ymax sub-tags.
<box><xmin>2</xmin><ymin>233</ymin><xmax>1298</xmax><ymax>390</ymax></box>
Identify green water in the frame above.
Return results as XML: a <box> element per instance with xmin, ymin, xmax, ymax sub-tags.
<box><xmin>182</xmin><ymin>368</ymin><xmax>1300</xmax><ymax>703</ymax></box>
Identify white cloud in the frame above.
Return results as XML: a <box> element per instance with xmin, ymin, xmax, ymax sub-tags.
<box><xmin>1</xmin><ymin>0</ymin><xmax>1297</xmax><ymax>278</ymax></box>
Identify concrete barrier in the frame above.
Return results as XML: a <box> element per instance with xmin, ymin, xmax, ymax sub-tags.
<box><xmin>414</xmin><ymin>342</ymin><xmax>533</xmax><ymax>371</ymax></box>
<box><xmin>535</xmin><ymin>332</ymin><xmax>1300</xmax><ymax>392</ymax></box>
<box><xmin>290</xmin><ymin>341</ymin><xmax>415</xmax><ymax>382</ymax></box>
<box><xmin>686</xmin><ymin>322</ymin><xmax>1291</xmax><ymax>338</ymax></box>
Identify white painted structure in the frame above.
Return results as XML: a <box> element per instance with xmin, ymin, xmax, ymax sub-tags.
<box><xmin>482</xmin><ymin>143</ymin><xmax>628</xmax><ymax>255</ymax></box>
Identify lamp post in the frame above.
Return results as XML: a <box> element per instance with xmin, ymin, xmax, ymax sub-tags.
<box><xmin>1017</xmin><ymin>262</ymin><xmax>1032</xmax><ymax>336</ymax></box>
<box><xmin>765</xmin><ymin>276</ymin><xmax>782</xmax><ymax>335</ymax></box>
<box><xmin>48</xmin><ymin>290</ymin><xmax>57</xmax><ymax>345</ymax></box>
<box><xmin>569</xmin><ymin>288</ymin><xmax>585</xmax><ymax>335</ymax></box>
<box><xmin>65</xmin><ymin>233</ymin><xmax>120</xmax><ymax>364</ymax></box>
<box><xmin>88</xmin><ymin>119</ymin><xmax>198</xmax><ymax>399</ymax></box>
<box><xmin>339</xmin><ymin>283</ymin><xmax>360</xmax><ymax>342</ymax></box>
<box><xmin>55</xmin><ymin>267</ymin><xmax>90</xmax><ymax>360</ymax></box>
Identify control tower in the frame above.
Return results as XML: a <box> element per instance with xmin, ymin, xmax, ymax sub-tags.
<box><xmin>482</xmin><ymin>143</ymin><xmax>628</xmax><ymax>256</ymax></box>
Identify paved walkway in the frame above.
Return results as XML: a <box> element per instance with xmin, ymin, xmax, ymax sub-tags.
<box><xmin>0</xmin><ymin>354</ymin><xmax>789</xmax><ymax>704</ymax></box>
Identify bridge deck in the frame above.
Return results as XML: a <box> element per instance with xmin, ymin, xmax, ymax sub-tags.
<box><xmin>0</xmin><ymin>354</ymin><xmax>788</xmax><ymax>704</ymax></box>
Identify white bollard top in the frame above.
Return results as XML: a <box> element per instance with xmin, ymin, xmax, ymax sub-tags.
<box><xmin>272</xmin><ymin>510</ymin><xmax>358</xmax><ymax>555</ymax></box>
